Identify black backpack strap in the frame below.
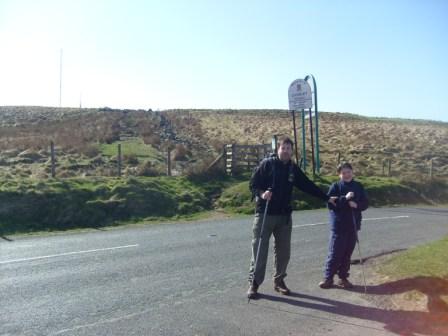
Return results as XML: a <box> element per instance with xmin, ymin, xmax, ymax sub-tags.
<box><xmin>337</xmin><ymin>181</ymin><xmax>342</xmax><ymax>197</ymax></box>
<box><xmin>270</xmin><ymin>156</ymin><xmax>277</xmax><ymax>190</ymax></box>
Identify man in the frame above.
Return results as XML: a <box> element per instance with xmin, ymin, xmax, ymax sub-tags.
<box><xmin>247</xmin><ymin>137</ymin><xmax>336</xmax><ymax>299</ymax></box>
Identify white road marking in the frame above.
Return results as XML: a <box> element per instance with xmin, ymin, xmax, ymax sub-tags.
<box><xmin>0</xmin><ymin>244</ymin><xmax>139</xmax><ymax>265</ymax></box>
<box><xmin>293</xmin><ymin>215</ymin><xmax>409</xmax><ymax>228</ymax></box>
<box><xmin>51</xmin><ymin>308</ymin><xmax>153</xmax><ymax>335</ymax></box>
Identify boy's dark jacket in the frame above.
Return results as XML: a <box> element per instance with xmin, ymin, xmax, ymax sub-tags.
<box><xmin>249</xmin><ymin>156</ymin><xmax>329</xmax><ymax>215</ymax></box>
<box><xmin>327</xmin><ymin>180</ymin><xmax>369</xmax><ymax>233</ymax></box>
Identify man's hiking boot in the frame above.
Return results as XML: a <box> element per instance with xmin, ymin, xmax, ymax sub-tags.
<box><xmin>319</xmin><ymin>278</ymin><xmax>334</xmax><ymax>289</ymax></box>
<box><xmin>274</xmin><ymin>279</ymin><xmax>291</xmax><ymax>295</ymax></box>
<box><xmin>338</xmin><ymin>278</ymin><xmax>354</xmax><ymax>289</ymax></box>
<box><xmin>247</xmin><ymin>282</ymin><xmax>259</xmax><ymax>300</ymax></box>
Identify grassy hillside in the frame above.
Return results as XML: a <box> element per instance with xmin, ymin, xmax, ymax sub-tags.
<box><xmin>0</xmin><ymin>106</ymin><xmax>447</xmax><ymax>180</ymax></box>
<box><xmin>172</xmin><ymin>109</ymin><xmax>448</xmax><ymax>178</ymax></box>
<box><xmin>0</xmin><ymin>106</ymin><xmax>447</xmax><ymax>234</ymax></box>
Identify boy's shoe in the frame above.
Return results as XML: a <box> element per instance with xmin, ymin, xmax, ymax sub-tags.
<box><xmin>247</xmin><ymin>282</ymin><xmax>259</xmax><ymax>299</ymax></box>
<box><xmin>338</xmin><ymin>278</ymin><xmax>354</xmax><ymax>289</ymax></box>
<box><xmin>274</xmin><ymin>279</ymin><xmax>291</xmax><ymax>295</ymax></box>
<box><xmin>319</xmin><ymin>278</ymin><xmax>334</xmax><ymax>289</ymax></box>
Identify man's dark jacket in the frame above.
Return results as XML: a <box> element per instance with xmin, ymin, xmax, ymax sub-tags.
<box><xmin>327</xmin><ymin>180</ymin><xmax>369</xmax><ymax>233</ymax></box>
<box><xmin>250</xmin><ymin>156</ymin><xmax>329</xmax><ymax>215</ymax></box>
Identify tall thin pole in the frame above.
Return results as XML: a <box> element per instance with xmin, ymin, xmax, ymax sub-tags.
<box><xmin>313</xmin><ymin>78</ymin><xmax>320</xmax><ymax>173</ymax></box>
<box><xmin>305</xmin><ymin>74</ymin><xmax>320</xmax><ymax>173</ymax></box>
<box><xmin>59</xmin><ymin>48</ymin><xmax>63</xmax><ymax>107</ymax></box>
<box><xmin>301</xmin><ymin>109</ymin><xmax>307</xmax><ymax>171</ymax></box>
<box><xmin>291</xmin><ymin>111</ymin><xmax>299</xmax><ymax>166</ymax></box>
<box><xmin>309</xmin><ymin>108</ymin><xmax>316</xmax><ymax>177</ymax></box>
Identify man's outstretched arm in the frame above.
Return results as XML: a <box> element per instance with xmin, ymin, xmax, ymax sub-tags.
<box><xmin>293</xmin><ymin>166</ymin><xmax>332</xmax><ymax>202</ymax></box>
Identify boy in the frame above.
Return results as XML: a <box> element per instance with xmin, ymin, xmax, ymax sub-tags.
<box><xmin>319</xmin><ymin>162</ymin><xmax>368</xmax><ymax>289</ymax></box>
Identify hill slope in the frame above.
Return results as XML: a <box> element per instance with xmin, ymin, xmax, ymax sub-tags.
<box><xmin>0</xmin><ymin>106</ymin><xmax>447</xmax><ymax>179</ymax></box>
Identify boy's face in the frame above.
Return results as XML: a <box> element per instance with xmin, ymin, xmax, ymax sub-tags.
<box><xmin>339</xmin><ymin>168</ymin><xmax>353</xmax><ymax>182</ymax></box>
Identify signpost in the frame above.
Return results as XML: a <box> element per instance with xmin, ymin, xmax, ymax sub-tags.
<box><xmin>288</xmin><ymin>79</ymin><xmax>312</xmax><ymax>169</ymax></box>
<box><xmin>305</xmin><ymin>74</ymin><xmax>321</xmax><ymax>173</ymax></box>
<box><xmin>288</xmin><ymin>76</ymin><xmax>321</xmax><ymax>174</ymax></box>
<box><xmin>288</xmin><ymin>79</ymin><xmax>312</xmax><ymax>111</ymax></box>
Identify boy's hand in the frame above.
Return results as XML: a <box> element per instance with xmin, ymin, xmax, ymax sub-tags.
<box><xmin>328</xmin><ymin>197</ymin><xmax>338</xmax><ymax>206</ymax></box>
<box><xmin>261</xmin><ymin>190</ymin><xmax>272</xmax><ymax>201</ymax></box>
<box><xmin>345</xmin><ymin>192</ymin><xmax>355</xmax><ymax>200</ymax></box>
<box><xmin>349</xmin><ymin>201</ymin><xmax>358</xmax><ymax>208</ymax></box>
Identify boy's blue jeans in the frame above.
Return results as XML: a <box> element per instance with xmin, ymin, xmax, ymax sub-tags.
<box><xmin>324</xmin><ymin>230</ymin><xmax>357</xmax><ymax>280</ymax></box>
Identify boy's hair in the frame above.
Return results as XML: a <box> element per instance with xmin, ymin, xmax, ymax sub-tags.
<box><xmin>337</xmin><ymin>162</ymin><xmax>353</xmax><ymax>173</ymax></box>
<box><xmin>278</xmin><ymin>137</ymin><xmax>294</xmax><ymax>148</ymax></box>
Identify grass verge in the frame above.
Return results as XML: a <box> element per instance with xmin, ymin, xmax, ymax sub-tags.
<box><xmin>216</xmin><ymin>176</ymin><xmax>448</xmax><ymax>214</ymax></box>
<box><xmin>0</xmin><ymin>174</ymin><xmax>446</xmax><ymax>235</ymax></box>
<box><xmin>0</xmin><ymin>174</ymin><xmax>238</xmax><ymax>235</ymax></box>
<box><xmin>371</xmin><ymin>236</ymin><xmax>448</xmax><ymax>317</ymax></box>
<box><xmin>378</xmin><ymin>236</ymin><xmax>448</xmax><ymax>279</ymax></box>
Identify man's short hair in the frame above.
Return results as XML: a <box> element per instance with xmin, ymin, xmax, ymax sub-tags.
<box><xmin>278</xmin><ymin>137</ymin><xmax>294</xmax><ymax>148</ymax></box>
<box><xmin>337</xmin><ymin>162</ymin><xmax>353</xmax><ymax>173</ymax></box>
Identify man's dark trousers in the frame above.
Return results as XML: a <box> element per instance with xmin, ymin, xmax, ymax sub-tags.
<box><xmin>248</xmin><ymin>213</ymin><xmax>292</xmax><ymax>286</ymax></box>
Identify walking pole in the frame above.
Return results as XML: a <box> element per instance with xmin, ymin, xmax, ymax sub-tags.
<box><xmin>248</xmin><ymin>189</ymin><xmax>271</xmax><ymax>303</ymax></box>
<box><xmin>352</xmin><ymin>210</ymin><xmax>367</xmax><ymax>294</ymax></box>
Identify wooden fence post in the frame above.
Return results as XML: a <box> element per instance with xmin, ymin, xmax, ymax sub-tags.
<box><xmin>429</xmin><ymin>158</ymin><xmax>433</xmax><ymax>180</ymax></box>
<box><xmin>50</xmin><ymin>141</ymin><xmax>56</xmax><ymax>178</ymax></box>
<box><xmin>223</xmin><ymin>145</ymin><xmax>227</xmax><ymax>171</ymax></box>
<box><xmin>117</xmin><ymin>143</ymin><xmax>122</xmax><ymax>177</ymax></box>
<box><xmin>167</xmin><ymin>148</ymin><xmax>172</xmax><ymax>176</ymax></box>
<box><xmin>231</xmin><ymin>144</ymin><xmax>236</xmax><ymax>175</ymax></box>
<box><xmin>271</xmin><ymin>135</ymin><xmax>278</xmax><ymax>154</ymax></box>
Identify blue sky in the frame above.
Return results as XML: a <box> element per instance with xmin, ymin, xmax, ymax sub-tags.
<box><xmin>0</xmin><ymin>0</ymin><xmax>447</xmax><ymax>121</ymax></box>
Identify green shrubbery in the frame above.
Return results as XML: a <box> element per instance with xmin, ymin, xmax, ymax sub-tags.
<box><xmin>1</xmin><ymin>174</ymin><xmax>446</xmax><ymax>235</ymax></box>
<box><xmin>216</xmin><ymin>176</ymin><xmax>448</xmax><ymax>214</ymax></box>
<box><xmin>0</xmin><ymin>177</ymin><xmax>209</xmax><ymax>234</ymax></box>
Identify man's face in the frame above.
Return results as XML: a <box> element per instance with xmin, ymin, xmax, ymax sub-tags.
<box><xmin>277</xmin><ymin>143</ymin><xmax>293</xmax><ymax>162</ymax></box>
<box><xmin>339</xmin><ymin>168</ymin><xmax>353</xmax><ymax>182</ymax></box>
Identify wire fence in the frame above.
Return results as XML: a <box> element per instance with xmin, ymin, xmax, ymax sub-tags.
<box><xmin>0</xmin><ymin>140</ymin><xmax>447</xmax><ymax>180</ymax></box>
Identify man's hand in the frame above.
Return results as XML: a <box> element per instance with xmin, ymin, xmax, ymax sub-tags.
<box><xmin>345</xmin><ymin>192</ymin><xmax>355</xmax><ymax>200</ymax></box>
<box><xmin>328</xmin><ymin>196</ymin><xmax>338</xmax><ymax>206</ymax></box>
<box><xmin>261</xmin><ymin>190</ymin><xmax>272</xmax><ymax>201</ymax></box>
<box><xmin>349</xmin><ymin>201</ymin><xmax>358</xmax><ymax>208</ymax></box>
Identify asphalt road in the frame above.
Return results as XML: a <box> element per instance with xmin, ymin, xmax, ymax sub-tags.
<box><xmin>1</xmin><ymin>207</ymin><xmax>447</xmax><ymax>336</ymax></box>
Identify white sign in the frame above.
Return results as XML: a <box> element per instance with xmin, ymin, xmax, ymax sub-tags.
<box><xmin>288</xmin><ymin>79</ymin><xmax>312</xmax><ymax>110</ymax></box>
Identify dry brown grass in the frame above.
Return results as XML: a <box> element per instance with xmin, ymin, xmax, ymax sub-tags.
<box><xmin>180</xmin><ymin>110</ymin><xmax>448</xmax><ymax>178</ymax></box>
<box><xmin>0</xmin><ymin>107</ymin><xmax>446</xmax><ymax>179</ymax></box>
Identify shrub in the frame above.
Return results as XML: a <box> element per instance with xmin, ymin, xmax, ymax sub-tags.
<box><xmin>173</xmin><ymin>144</ymin><xmax>190</xmax><ymax>161</ymax></box>
<box><xmin>137</xmin><ymin>161</ymin><xmax>163</xmax><ymax>177</ymax></box>
<box><xmin>81</xmin><ymin>145</ymin><xmax>101</xmax><ymax>158</ymax></box>
<box><xmin>123</xmin><ymin>154</ymin><xmax>139</xmax><ymax>165</ymax></box>
<box><xmin>143</xmin><ymin>134</ymin><xmax>161</xmax><ymax>148</ymax></box>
